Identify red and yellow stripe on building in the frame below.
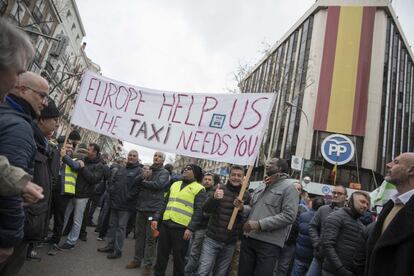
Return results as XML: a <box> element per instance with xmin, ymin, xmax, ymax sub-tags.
<box><xmin>314</xmin><ymin>6</ymin><xmax>376</xmax><ymax>136</ymax></box>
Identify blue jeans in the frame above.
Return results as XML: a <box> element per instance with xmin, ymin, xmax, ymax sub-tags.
<box><xmin>274</xmin><ymin>243</ymin><xmax>296</xmax><ymax>276</ymax></box>
<box><xmin>291</xmin><ymin>258</ymin><xmax>311</xmax><ymax>276</ymax></box>
<box><xmin>63</xmin><ymin>198</ymin><xmax>89</xmax><ymax>245</ymax></box>
<box><xmin>306</xmin><ymin>258</ymin><xmax>322</xmax><ymax>276</ymax></box>
<box><xmin>107</xmin><ymin>209</ymin><xmax>131</xmax><ymax>253</ymax></box>
<box><xmin>238</xmin><ymin>236</ymin><xmax>282</xmax><ymax>276</ymax></box>
<box><xmin>197</xmin><ymin>237</ymin><xmax>236</xmax><ymax>276</ymax></box>
<box><xmin>185</xmin><ymin>229</ymin><xmax>207</xmax><ymax>276</ymax></box>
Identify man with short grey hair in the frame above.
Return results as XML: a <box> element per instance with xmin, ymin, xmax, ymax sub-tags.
<box><xmin>126</xmin><ymin>151</ymin><xmax>170</xmax><ymax>276</ymax></box>
<box><xmin>0</xmin><ymin>19</ymin><xmax>44</xmax><ymax>267</ymax></box>
<box><xmin>0</xmin><ymin>18</ymin><xmax>42</xmax><ymax>202</ymax></box>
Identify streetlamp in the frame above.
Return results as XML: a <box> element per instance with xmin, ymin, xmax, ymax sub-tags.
<box><xmin>285</xmin><ymin>101</ymin><xmax>310</xmax><ymax>186</ymax></box>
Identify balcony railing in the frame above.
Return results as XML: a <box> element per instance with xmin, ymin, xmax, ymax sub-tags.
<box><xmin>41</xmin><ymin>24</ymin><xmax>51</xmax><ymax>35</ymax></box>
<box><xmin>32</xmin><ymin>5</ymin><xmax>42</xmax><ymax>23</ymax></box>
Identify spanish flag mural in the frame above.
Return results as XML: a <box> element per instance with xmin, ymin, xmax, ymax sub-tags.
<box><xmin>314</xmin><ymin>6</ymin><xmax>376</xmax><ymax>136</ymax></box>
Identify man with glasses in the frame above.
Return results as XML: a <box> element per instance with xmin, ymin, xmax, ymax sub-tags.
<box><xmin>0</xmin><ymin>71</ymin><xmax>49</xmax><ymax>274</ymax></box>
<box><xmin>153</xmin><ymin>164</ymin><xmax>205</xmax><ymax>276</ymax></box>
<box><xmin>307</xmin><ymin>185</ymin><xmax>347</xmax><ymax>276</ymax></box>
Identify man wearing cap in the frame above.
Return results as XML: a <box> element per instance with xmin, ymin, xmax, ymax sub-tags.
<box><xmin>153</xmin><ymin>164</ymin><xmax>206</xmax><ymax>276</ymax></box>
<box><xmin>0</xmin><ymin>71</ymin><xmax>50</xmax><ymax>274</ymax></box>
<box><xmin>23</xmin><ymin>97</ymin><xmax>61</xmax><ymax>260</ymax></box>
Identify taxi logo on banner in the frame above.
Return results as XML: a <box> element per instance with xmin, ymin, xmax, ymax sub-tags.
<box><xmin>321</xmin><ymin>134</ymin><xmax>354</xmax><ymax>165</ymax></box>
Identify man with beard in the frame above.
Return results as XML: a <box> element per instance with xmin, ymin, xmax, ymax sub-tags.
<box><xmin>98</xmin><ymin>150</ymin><xmax>143</xmax><ymax>259</ymax></box>
<box><xmin>308</xmin><ymin>185</ymin><xmax>348</xmax><ymax>276</ymax></box>
<box><xmin>126</xmin><ymin>152</ymin><xmax>170</xmax><ymax>276</ymax></box>
<box><xmin>364</xmin><ymin>153</ymin><xmax>414</xmax><ymax>276</ymax></box>
<box><xmin>238</xmin><ymin>158</ymin><xmax>298</xmax><ymax>276</ymax></box>
<box><xmin>320</xmin><ymin>191</ymin><xmax>370</xmax><ymax>276</ymax></box>
<box><xmin>197</xmin><ymin>167</ymin><xmax>249</xmax><ymax>276</ymax></box>
<box><xmin>153</xmin><ymin>164</ymin><xmax>205</xmax><ymax>276</ymax></box>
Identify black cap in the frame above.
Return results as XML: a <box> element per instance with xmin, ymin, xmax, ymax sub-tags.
<box><xmin>39</xmin><ymin>98</ymin><xmax>60</xmax><ymax>119</ymax></box>
<box><xmin>68</xmin><ymin>130</ymin><xmax>81</xmax><ymax>141</ymax></box>
<box><xmin>188</xmin><ymin>164</ymin><xmax>204</xmax><ymax>183</ymax></box>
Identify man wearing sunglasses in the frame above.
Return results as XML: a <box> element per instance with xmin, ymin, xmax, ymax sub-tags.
<box><xmin>307</xmin><ymin>185</ymin><xmax>347</xmax><ymax>276</ymax></box>
<box><xmin>0</xmin><ymin>71</ymin><xmax>49</xmax><ymax>274</ymax></box>
<box><xmin>153</xmin><ymin>164</ymin><xmax>205</xmax><ymax>276</ymax></box>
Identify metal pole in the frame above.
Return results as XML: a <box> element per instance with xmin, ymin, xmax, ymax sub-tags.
<box><xmin>285</xmin><ymin>101</ymin><xmax>309</xmax><ymax>185</ymax></box>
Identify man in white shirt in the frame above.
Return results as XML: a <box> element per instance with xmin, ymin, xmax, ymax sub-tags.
<box><xmin>365</xmin><ymin>152</ymin><xmax>414</xmax><ymax>276</ymax></box>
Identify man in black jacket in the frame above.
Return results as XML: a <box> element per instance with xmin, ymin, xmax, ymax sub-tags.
<box><xmin>197</xmin><ymin>165</ymin><xmax>249</xmax><ymax>276</ymax></box>
<box><xmin>364</xmin><ymin>152</ymin><xmax>414</xmax><ymax>276</ymax></box>
<box><xmin>126</xmin><ymin>151</ymin><xmax>170</xmax><ymax>274</ymax></box>
<box><xmin>0</xmin><ymin>71</ymin><xmax>49</xmax><ymax>275</ymax></box>
<box><xmin>307</xmin><ymin>185</ymin><xmax>347</xmax><ymax>276</ymax></box>
<box><xmin>25</xmin><ymin>98</ymin><xmax>60</xmax><ymax>260</ymax></box>
<box><xmin>153</xmin><ymin>164</ymin><xmax>205</xmax><ymax>276</ymax></box>
<box><xmin>98</xmin><ymin>150</ymin><xmax>143</xmax><ymax>259</ymax></box>
<box><xmin>96</xmin><ymin>159</ymin><xmax>124</xmax><ymax>240</ymax></box>
<box><xmin>321</xmin><ymin>191</ymin><xmax>369</xmax><ymax>276</ymax></box>
<box><xmin>60</xmin><ymin>143</ymin><xmax>104</xmax><ymax>250</ymax></box>
<box><xmin>185</xmin><ymin>173</ymin><xmax>217</xmax><ymax>276</ymax></box>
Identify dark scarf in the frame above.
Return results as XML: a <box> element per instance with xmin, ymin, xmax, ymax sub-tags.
<box><xmin>6</xmin><ymin>94</ymin><xmax>37</xmax><ymax>119</ymax></box>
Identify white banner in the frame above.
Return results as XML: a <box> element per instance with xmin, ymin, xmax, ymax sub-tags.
<box><xmin>71</xmin><ymin>71</ymin><xmax>276</xmax><ymax>165</ymax></box>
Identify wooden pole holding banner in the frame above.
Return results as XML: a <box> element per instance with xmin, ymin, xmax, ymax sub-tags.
<box><xmin>227</xmin><ymin>165</ymin><xmax>254</xmax><ymax>230</ymax></box>
<box><xmin>63</xmin><ymin>128</ymin><xmax>71</xmax><ymax>147</ymax></box>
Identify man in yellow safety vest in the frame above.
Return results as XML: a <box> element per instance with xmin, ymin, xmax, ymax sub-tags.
<box><xmin>152</xmin><ymin>164</ymin><xmax>206</xmax><ymax>276</ymax></box>
<box><xmin>46</xmin><ymin>142</ymin><xmax>85</xmax><ymax>252</ymax></box>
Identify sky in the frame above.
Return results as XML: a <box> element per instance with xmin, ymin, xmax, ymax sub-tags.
<box><xmin>76</xmin><ymin>0</ymin><xmax>414</xmax><ymax>164</ymax></box>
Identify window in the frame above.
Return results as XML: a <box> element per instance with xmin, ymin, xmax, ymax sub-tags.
<box><xmin>10</xmin><ymin>2</ymin><xmax>23</xmax><ymax>21</ymax></box>
<box><xmin>71</xmin><ymin>23</ymin><xmax>76</xmax><ymax>31</ymax></box>
<box><xmin>0</xmin><ymin>0</ymin><xmax>7</xmax><ymax>15</ymax></box>
<box><xmin>66</xmin><ymin>9</ymin><xmax>72</xmax><ymax>18</ymax></box>
<box><xmin>35</xmin><ymin>0</ymin><xmax>45</xmax><ymax>13</ymax></box>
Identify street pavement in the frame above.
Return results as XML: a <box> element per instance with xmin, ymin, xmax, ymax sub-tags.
<box><xmin>17</xmin><ymin>226</ymin><xmax>172</xmax><ymax>276</ymax></box>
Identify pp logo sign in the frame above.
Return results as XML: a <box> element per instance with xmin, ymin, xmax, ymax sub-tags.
<box><xmin>321</xmin><ymin>134</ymin><xmax>354</xmax><ymax>165</ymax></box>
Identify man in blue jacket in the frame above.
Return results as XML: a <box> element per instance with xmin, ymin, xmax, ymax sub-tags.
<box><xmin>0</xmin><ymin>71</ymin><xmax>50</xmax><ymax>275</ymax></box>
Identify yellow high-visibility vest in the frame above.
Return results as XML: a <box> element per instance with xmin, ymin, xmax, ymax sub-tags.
<box><xmin>64</xmin><ymin>158</ymin><xmax>77</xmax><ymax>195</ymax></box>
<box><xmin>163</xmin><ymin>181</ymin><xmax>205</xmax><ymax>227</ymax></box>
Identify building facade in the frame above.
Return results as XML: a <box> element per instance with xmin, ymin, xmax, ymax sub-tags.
<box><xmin>239</xmin><ymin>0</ymin><xmax>414</xmax><ymax>191</ymax></box>
<box><xmin>1</xmin><ymin>0</ymin><xmax>123</xmax><ymax>158</ymax></box>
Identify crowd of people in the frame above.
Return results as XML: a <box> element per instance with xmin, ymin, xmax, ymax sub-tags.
<box><xmin>1</xmin><ymin>17</ymin><xmax>414</xmax><ymax>276</ymax></box>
